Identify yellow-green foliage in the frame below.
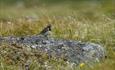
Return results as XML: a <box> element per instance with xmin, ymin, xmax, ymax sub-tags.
<box><xmin>0</xmin><ymin>2</ymin><xmax>115</xmax><ymax>70</ymax></box>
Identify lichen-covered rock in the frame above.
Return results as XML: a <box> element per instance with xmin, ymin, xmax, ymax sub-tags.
<box><xmin>0</xmin><ymin>25</ymin><xmax>106</xmax><ymax>65</ymax></box>
<box><xmin>0</xmin><ymin>35</ymin><xmax>106</xmax><ymax>65</ymax></box>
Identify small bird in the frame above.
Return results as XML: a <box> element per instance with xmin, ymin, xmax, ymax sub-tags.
<box><xmin>39</xmin><ymin>24</ymin><xmax>52</xmax><ymax>37</ymax></box>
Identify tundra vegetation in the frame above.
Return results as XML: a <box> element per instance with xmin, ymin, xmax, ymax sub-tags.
<box><xmin>0</xmin><ymin>0</ymin><xmax>115</xmax><ymax>70</ymax></box>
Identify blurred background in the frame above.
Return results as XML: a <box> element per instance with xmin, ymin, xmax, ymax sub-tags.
<box><xmin>0</xmin><ymin>0</ymin><xmax>114</xmax><ymax>18</ymax></box>
<box><xmin>0</xmin><ymin>0</ymin><xmax>115</xmax><ymax>70</ymax></box>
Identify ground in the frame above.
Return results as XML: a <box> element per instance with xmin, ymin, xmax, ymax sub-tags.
<box><xmin>0</xmin><ymin>0</ymin><xmax>115</xmax><ymax>70</ymax></box>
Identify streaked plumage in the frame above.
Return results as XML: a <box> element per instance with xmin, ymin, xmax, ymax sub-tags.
<box><xmin>39</xmin><ymin>24</ymin><xmax>51</xmax><ymax>37</ymax></box>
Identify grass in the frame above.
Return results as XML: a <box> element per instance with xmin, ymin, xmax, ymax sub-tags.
<box><xmin>0</xmin><ymin>1</ymin><xmax>115</xmax><ymax>70</ymax></box>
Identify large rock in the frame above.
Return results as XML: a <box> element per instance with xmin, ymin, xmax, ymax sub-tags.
<box><xmin>0</xmin><ymin>35</ymin><xmax>106</xmax><ymax>65</ymax></box>
<box><xmin>0</xmin><ymin>25</ymin><xmax>106</xmax><ymax>65</ymax></box>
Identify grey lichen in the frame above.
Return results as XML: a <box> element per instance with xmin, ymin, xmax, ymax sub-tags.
<box><xmin>0</xmin><ymin>24</ymin><xmax>106</xmax><ymax>65</ymax></box>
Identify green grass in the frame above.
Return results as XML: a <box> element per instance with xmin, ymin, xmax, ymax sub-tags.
<box><xmin>0</xmin><ymin>1</ymin><xmax>115</xmax><ymax>70</ymax></box>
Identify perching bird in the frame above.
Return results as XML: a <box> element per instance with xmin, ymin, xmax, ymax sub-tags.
<box><xmin>39</xmin><ymin>24</ymin><xmax>52</xmax><ymax>37</ymax></box>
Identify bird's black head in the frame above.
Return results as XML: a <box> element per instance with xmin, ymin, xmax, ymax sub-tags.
<box><xmin>47</xmin><ymin>24</ymin><xmax>51</xmax><ymax>31</ymax></box>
